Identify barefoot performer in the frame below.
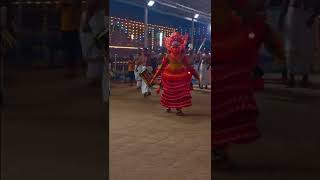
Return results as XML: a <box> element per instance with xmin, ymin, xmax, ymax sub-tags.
<box><xmin>150</xmin><ymin>32</ymin><xmax>200</xmax><ymax>116</ymax></box>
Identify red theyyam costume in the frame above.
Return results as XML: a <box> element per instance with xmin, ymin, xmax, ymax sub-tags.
<box><xmin>213</xmin><ymin>0</ymin><xmax>284</xmax><ymax>149</ymax></box>
<box><xmin>213</xmin><ymin>0</ymin><xmax>285</xmax><ymax>169</ymax></box>
<box><xmin>151</xmin><ymin>32</ymin><xmax>200</xmax><ymax>115</ymax></box>
<box><xmin>213</xmin><ymin>0</ymin><xmax>262</xmax><ymax>150</ymax></box>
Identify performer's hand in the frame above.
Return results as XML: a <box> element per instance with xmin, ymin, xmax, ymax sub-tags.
<box><xmin>150</xmin><ymin>78</ymin><xmax>154</xmax><ymax>85</ymax></box>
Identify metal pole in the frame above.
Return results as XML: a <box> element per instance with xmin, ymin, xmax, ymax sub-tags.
<box><xmin>191</xmin><ymin>18</ymin><xmax>194</xmax><ymax>50</ymax></box>
<box><xmin>144</xmin><ymin>5</ymin><xmax>148</xmax><ymax>49</ymax></box>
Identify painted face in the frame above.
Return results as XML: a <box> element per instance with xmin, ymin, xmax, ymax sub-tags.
<box><xmin>165</xmin><ymin>32</ymin><xmax>188</xmax><ymax>55</ymax></box>
<box><xmin>171</xmin><ymin>41</ymin><xmax>181</xmax><ymax>48</ymax></box>
<box><xmin>171</xmin><ymin>41</ymin><xmax>181</xmax><ymax>54</ymax></box>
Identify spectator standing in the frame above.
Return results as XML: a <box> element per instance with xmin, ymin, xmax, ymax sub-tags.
<box><xmin>59</xmin><ymin>0</ymin><xmax>82</xmax><ymax>78</ymax></box>
<box><xmin>127</xmin><ymin>55</ymin><xmax>135</xmax><ymax>86</ymax></box>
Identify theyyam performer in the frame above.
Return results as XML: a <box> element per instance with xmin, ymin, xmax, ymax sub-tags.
<box><xmin>150</xmin><ymin>32</ymin><xmax>200</xmax><ymax>116</ymax></box>
<box><xmin>212</xmin><ymin>0</ymin><xmax>285</xmax><ymax>169</ymax></box>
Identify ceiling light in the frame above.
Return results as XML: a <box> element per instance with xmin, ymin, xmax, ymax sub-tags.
<box><xmin>148</xmin><ymin>0</ymin><xmax>155</xmax><ymax>7</ymax></box>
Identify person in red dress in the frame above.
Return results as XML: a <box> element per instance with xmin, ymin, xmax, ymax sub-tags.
<box><xmin>150</xmin><ymin>32</ymin><xmax>200</xmax><ymax>116</ymax></box>
<box><xmin>213</xmin><ymin>0</ymin><xmax>285</xmax><ymax>169</ymax></box>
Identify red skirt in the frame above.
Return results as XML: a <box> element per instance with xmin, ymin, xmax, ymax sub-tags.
<box><xmin>160</xmin><ymin>68</ymin><xmax>192</xmax><ymax>109</ymax></box>
<box><xmin>253</xmin><ymin>78</ymin><xmax>264</xmax><ymax>92</ymax></box>
<box><xmin>212</xmin><ymin>66</ymin><xmax>260</xmax><ymax>148</ymax></box>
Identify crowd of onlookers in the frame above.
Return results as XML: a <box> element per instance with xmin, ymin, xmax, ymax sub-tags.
<box><xmin>110</xmin><ymin>48</ymin><xmax>212</xmax><ymax>89</ymax></box>
<box><xmin>109</xmin><ymin>49</ymin><xmax>161</xmax><ymax>82</ymax></box>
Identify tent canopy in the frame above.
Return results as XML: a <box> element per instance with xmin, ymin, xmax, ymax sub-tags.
<box><xmin>112</xmin><ymin>0</ymin><xmax>211</xmax><ymax>24</ymax></box>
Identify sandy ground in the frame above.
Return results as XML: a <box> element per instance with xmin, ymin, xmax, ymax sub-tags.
<box><xmin>109</xmin><ymin>83</ymin><xmax>211</xmax><ymax>180</ymax></box>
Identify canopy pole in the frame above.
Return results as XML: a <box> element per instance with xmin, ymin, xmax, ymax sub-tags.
<box><xmin>144</xmin><ymin>3</ymin><xmax>148</xmax><ymax>48</ymax></box>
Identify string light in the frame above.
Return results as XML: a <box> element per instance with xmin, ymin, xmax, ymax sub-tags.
<box><xmin>110</xmin><ymin>16</ymin><xmax>207</xmax><ymax>48</ymax></box>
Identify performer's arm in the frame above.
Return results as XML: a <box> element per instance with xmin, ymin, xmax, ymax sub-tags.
<box><xmin>150</xmin><ymin>57</ymin><xmax>167</xmax><ymax>84</ymax></box>
<box><xmin>184</xmin><ymin>56</ymin><xmax>200</xmax><ymax>82</ymax></box>
<box><xmin>192</xmin><ymin>69</ymin><xmax>200</xmax><ymax>82</ymax></box>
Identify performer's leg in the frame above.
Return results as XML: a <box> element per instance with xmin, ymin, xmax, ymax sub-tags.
<box><xmin>302</xmin><ymin>73</ymin><xmax>309</xmax><ymax>88</ymax></box>
<box><xmin>136</xmin><ymin>80</ymin><xmax>142</xmax><ymax>89</ymax></box>
<box><xmin>281</xmin><ymin>66</ymin><xmax>288</xmax><ymax>83</ymax></box>
<box><xmin>213</xmin><ymin>144</ymin><xmax>232</xmax><ymax>170</ymax></box>
<box><xmin>147</xmin><ymin>88</ymin><xmax>151</xmax><ymax>96</ymax></box>
<box><xmin>287</xmin><ymin>73</ymin><xmax>295</xmax><ymax>88</ymax></box>
<box><xmin>136</xmin><ymin>66</ymin><xmax>142</xmax><ymax>89</ymax></box>
<box><xmin>87</xmin><ymin>60</ymin><xmax>103</xmax><ymax>87</ymax></box>
<box><xmin>176</xmin><ymin>108</ymin><xmax>184</xmax><ymax>116</ymax></box>
<box><xmin>102</xmin><ymin>71</ymin><xmax>109</xmax><ymax>102</ymax></box>
<box><xmin>130</xmin><ymin>72</ymin><xmax>134</xmax><ymax>86</ymax></box>
<box><xmin>166</xmin><ymin>108</ymin><xmax>171</xmax><ymax>113</ymax></box>
<box><xmin>141</xmin><ymin>80</ymin><xmax>149</xmax><ymax>96</ymax></box>
<box><xmin>147</xmin><ymin>67</ymin><xmax>153</xmax><ymax>95</ymax></box>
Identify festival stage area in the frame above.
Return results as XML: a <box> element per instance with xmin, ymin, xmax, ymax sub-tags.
<box><xmin>109</xmin><ymin>83</ymin><xmax>211</xmax><ymax>180</ymax></box>
<box><xmin>1</xmin><ymin>68</ymin><xmax>106</xmax><ymax>180</ymax></box>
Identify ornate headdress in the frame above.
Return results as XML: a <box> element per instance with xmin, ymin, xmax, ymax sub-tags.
<box><xmin>164</xmin><ymin>32</ymin><xmax>188</xmax><ymax>53</ymax></box>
